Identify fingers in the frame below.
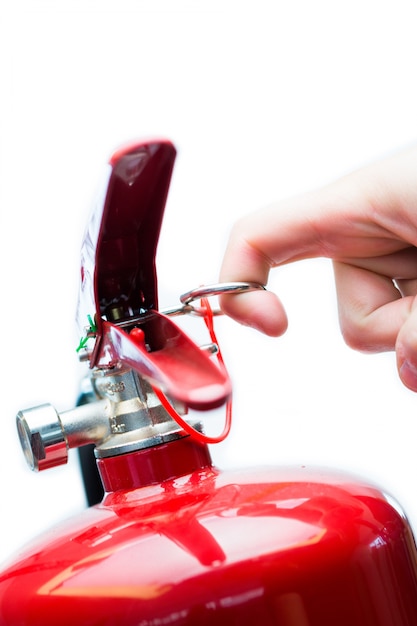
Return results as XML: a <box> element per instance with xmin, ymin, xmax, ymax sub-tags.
<box><xmin>218</xmin><ymin>183</ymin><xmax>372</xmax><ymax>333</ymax></box>
<box><xmin>219</xmin><ymin>145</ymin><xmax>417</xmax><ymax>344</ymax></box>
<box><xmin>396</xmin><ymin>297</ymin><xmax>417</xmax><ymax>391</ymax></box>
<box><xmin>332</xmin><ymin>261</ymin><xmax>409</xmax><ymax>352</ymax></box>
<box><xmin>334</xmin><ymin>260</ymin><xmax>417</xmax><ymax>391</ymax></box>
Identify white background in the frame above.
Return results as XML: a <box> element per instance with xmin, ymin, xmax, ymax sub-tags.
<box><xmin>1</xmin><ymin>0</ymin><xmax>417</xmax><ymax>564</ymax></box>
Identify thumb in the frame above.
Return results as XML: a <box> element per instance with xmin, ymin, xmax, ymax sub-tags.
<box><xmin>396</xmin><ymin>297</ymin><xmax>417</xmax><ymax>392</ymax></box>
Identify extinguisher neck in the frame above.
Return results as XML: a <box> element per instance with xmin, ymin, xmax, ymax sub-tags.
<box><xmin>96</xmin><ymin>435</ymin><xmax>213</xmax><ymax>493</ymax></box>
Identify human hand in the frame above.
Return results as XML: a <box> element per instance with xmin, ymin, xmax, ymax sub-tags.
<box><xmin>219</xmin><ymin>146</ymin><xmax>417</xmax><ymax>391</ymax></box>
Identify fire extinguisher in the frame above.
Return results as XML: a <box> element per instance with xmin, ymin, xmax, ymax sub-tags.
<box><xmin>1</xmin><ymin>139</ymin><xmax>417</xmax><ymax>625</ymax></box>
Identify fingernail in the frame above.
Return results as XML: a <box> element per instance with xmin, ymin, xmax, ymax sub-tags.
<box><xmin>399</xmin><ymin>360</ymin><xmax>417</xmax><ymax>392</ymax></box>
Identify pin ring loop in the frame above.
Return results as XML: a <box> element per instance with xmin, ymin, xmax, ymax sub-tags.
<box><xmin>180</xmin><ymin>282</ymin><xmax>266</xmax><ymax>307</ymax></box>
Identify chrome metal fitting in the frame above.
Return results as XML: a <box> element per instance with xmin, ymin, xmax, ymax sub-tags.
<box><xmin>16</xmin><ymin>366</ymin><xmax>196</xmax><ymax>471</ymax></box>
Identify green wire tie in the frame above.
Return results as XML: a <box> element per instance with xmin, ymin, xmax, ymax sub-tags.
<box><xmin>76</xmin><ymin>314</ymin><xmax>97</xmax><ymax>353</ymax></box>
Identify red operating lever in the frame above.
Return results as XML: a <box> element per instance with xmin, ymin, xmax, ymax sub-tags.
<box><xmin>76</xmin><ymin>139</ymin><xmax>231</xmax><ymax>411</ymax></box>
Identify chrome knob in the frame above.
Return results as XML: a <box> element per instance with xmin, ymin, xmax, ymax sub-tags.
<box><xmin>17</xmin><ymin>404</ymin><xmax>67</xmax><ymax>471</ymax></box>
<box><xmin>16</xmin><ymin>399</ymin><xmax>111</xmax><ymax>471</ymax></box>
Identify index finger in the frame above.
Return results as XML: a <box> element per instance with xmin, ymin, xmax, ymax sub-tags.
<box><xmin>218</xmin><ymin>173</ymin><xmax>397</xmax><ymax>333</ymax></box>
<box><xmin>219</xmin><ymin>189</ymin><xmax>343</xmax><ymax>334</ymax></box>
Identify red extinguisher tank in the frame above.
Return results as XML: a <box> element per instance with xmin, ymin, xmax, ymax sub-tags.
<box><xmin>1</xmin><ymin>140</ymin><xmax>417</xmax><ymax>625</ymax></box>
<box><xmin>1</xmin><ymin>443</ymin><xmax>417</xmax><ymax>625</ymax></box>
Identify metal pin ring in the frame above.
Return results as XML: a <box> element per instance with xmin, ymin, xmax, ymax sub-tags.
<box><xmin>180</xmin><ymin>281</ymin><xmax>266</xmax><ymax>306</ymax></box>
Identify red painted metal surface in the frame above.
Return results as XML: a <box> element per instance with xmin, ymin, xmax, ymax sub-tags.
<box><xmin>77</xmin><ymin>138</ymin><xmax>231</xmax><ymax>410</ymax></box>
<box><xmin>1</xmin><ymin>439</ymin><xmax>417</xmax><ymax>625</ymax></box>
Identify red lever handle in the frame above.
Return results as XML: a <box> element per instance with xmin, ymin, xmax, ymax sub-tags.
<box><xmin>77</xmin><ymin>139</ymin><xmax>231</xmax><ymax>410</ymax></box>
